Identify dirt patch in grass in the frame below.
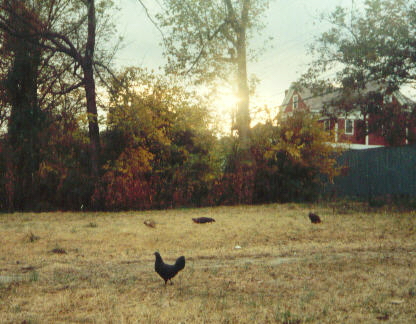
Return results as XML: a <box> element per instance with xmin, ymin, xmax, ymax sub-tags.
<box><xmin>0</xmin><ymin>203</ymin><xmax>415</xmax><ymax>323</ymax></box>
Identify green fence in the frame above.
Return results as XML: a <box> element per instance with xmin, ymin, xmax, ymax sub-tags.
<box><xmin>324</xmin><ymin>145</ymin><xmax>416</xmax><ymax>198</ymax></box>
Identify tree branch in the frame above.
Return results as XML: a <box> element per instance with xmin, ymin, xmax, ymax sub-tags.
<box><xmin>136</xmin><ymin>0</ymin><xmax>167</xmax><ymax>47</ymax></box>
<box><xmin>224</xmin><ymin>0</ymin><xmax>238</xmax><ymax>32</ymax></box>
<box><xmin>186</xmin><ymin>21</ymin><xmax>230</xmax><ymax>74</ymax></box>
<box><xmin>52</xmin><ymin>81</ymin><xmax>84</xmax><ymax>95</ymax></box>
<box><xmin>93</xmin><ymin>60</ymin><xmax>123</xmax><ymax>88</ymax></box>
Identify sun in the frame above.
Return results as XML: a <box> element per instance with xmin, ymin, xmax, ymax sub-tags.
<box><xmin>195</xmin><ymin>84</ymin><xmax>239</xmax><ymax>126</ymax></box>
<box><xmin>214</xmin><ymin>89</ymin><xmax>240</xmax><ymax>112</ymax></box>
<box><xmin>196</xmin><ymin>85</ymin><xmax>239</xmax><ymax>112</ymax></box>
<box><xmin>208</xmin><ymin>86</ymin><xmax>240</xmax><ymax>134</ymax></box>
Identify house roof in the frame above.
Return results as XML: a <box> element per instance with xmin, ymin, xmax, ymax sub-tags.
<box><xmin>280</xmin><ymin>81</ymin><xmax>415</xmax><ymax>114</ymax></box>
<box><xmin>394</xmin><ymin>90</ymin><xmax>414</xmax><ymax>106</ymax></box>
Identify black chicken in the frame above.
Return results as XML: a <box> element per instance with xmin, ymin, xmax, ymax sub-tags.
<box><xmin>192</xmin><ymin>217</ymin><xmax>215</xmax><ymax>224</ymax></box>
<box><xmin>154</xmin><ymin>252</ymin><xmax>185</xmax><ymax>285</ymax></box>
<box><xmin>309</xmin><ymin>212</ymin><xmax>322</xmax><ymax>224</ymax></box>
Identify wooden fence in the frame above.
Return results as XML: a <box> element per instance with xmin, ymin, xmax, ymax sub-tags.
<box><xmin>323</xmin><ymin>145</ymin><xmax>416</xmax><ymax>198</ymax></box>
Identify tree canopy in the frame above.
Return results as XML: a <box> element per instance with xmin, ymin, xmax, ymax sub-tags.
<box><xmin>300</xmin><ymin>0</ymin><xmax>416</xmax><ymax>145</ymax></box>
<box><xmin>303</xmin><ymin>0</ymin><xmax>416</xmax><ymax>92</ymax></box>
<box><xmin>156</xmin><ymin>0</ymin><xmax>272</xmax><ymax>148</ymax></box>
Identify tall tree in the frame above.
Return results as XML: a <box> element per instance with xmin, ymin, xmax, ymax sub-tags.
<box><xmin>0</xmin><ymin>0</ymin><xmax>119</xmax><ymax>180</ymax></box>
<box><xmin>300</xmin><ymin>0</ymin><xmax>416</xmax><ymax>143</ymax></box>
<box><xmin>1</xmin><ymin>1</ymin><xmax>44</xmax><ymax>210</ymax></box>
<box><xmin>156</xmin><ymin>0</ymin><xmax>271</xmax><ymax>150</ymax></box>
<box><xmin>303</xmin><ymin>0</ymin><xmax>416</xmax><ymax>91</ymax></box>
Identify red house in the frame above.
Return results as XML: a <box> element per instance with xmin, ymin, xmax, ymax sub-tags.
<box><xmin>280</xmin><ymin>82</ymin><xmax>416</xmax><ymax>149</ymax></box>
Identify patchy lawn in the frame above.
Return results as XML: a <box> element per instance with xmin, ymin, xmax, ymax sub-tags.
<box><xmin>0</xmin><ymin>203</ymin><xmax>415</xmax><ymax>323</ymax></box>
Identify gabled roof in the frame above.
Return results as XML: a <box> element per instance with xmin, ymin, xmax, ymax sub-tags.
<box><xmin>280</xmin><ymin>84</ymin><xmax>338</xmax><ymax>113</ymax></box>
<box><xmin>394</xmin><ymin>91</ymin><xmax>414</xmax><ymax>106</ymax></box>
<box><xmin>280</xmin><ymin>84</ymin><xmax>295</xmax><ymax>110</ymax></box>
<box><xmin>280</xmin><ymin>81</ymin><xmax>415</xmax><ymax>114</ymax></box>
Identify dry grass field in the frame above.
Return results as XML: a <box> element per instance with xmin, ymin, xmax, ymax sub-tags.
<box><xmin>0</xmin><ymin>203</ymin><xmax>415</xmax><ymax>323</ymax></box>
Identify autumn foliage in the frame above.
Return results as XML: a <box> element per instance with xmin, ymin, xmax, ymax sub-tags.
<box><xmin>0</xmin><ymin>65</ymin><xmax>342</xmax><ymax>211</ymax></box>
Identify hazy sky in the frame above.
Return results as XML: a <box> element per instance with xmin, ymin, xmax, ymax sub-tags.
<box><xmin>114</xmin><ymin>0</ymin><xmax>364</xmax><ymax>119</ymax></box>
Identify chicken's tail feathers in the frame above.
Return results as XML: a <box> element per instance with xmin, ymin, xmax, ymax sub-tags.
<box><xmin>175</xmin><ymin>256</ymin><xmax>186</xmax><ymax>271</ymax></box>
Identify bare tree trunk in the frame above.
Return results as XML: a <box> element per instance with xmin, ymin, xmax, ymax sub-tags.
<box><xmin>232</xmin><ymin>1</ymin><xmax>254</xmax><ymax>204</ymax></box>
<box><xmin>84</xmin><ymin>65</ymin><xmax>100</xmax><ymax>178</ymax></box>
<box><xmin>236</xmin><ymin>25</ymin><xmax>250</xmax><ymax>150</ymax></box>
<box><xmin>84</xmin><ymin>0</ymin><xmax>100</xmax><ymax>179</ymax></box>
<box><xmin>232</xmin><ymin>0</ymin><xmax>251</xmax><ymax>150</ymax></box>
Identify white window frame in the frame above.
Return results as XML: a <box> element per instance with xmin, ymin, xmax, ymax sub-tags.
<box><xmin>292</xmin><ymin>94</ymin><xmax>298</xmax><ymax>109</ymax></box>
<box><xmin>345</xmin><ymin>119</ymin><xmax>354</xmax><ymax>135</ymax></box>
<box><xmin>383</xmin><ymin>94</ymin><xmax>393</xmax><ymax>104</ymax></box>
<box><xmin>335</xmin><ymin>121</ymin><xmax>338</xmax><ymax>142</ymax></box>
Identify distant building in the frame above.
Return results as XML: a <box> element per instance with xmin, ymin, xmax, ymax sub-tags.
<box><xmin>280</xmin><ymin>82</ymin><xmax>416</xmax><ymax>149</ymax></box>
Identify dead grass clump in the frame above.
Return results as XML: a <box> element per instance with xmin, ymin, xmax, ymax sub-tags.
<box><xmin>86</xmin><ymin>222</ymin><xmax>98</xmax><ymax>228</ymax></box>
<box><xmin>274</xmin><ymin>309</ymin><xmax>302</xmax><ymax>324</ymax></box>
<box><xmin>50</xmin><ymin>247</ymin><xmax>67</xmax><ymax>254</ymax></box>
<box><xmin>23</xmin><ymin>231</ymin><xmax>40</xmax><ymax>243</ymax></box>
